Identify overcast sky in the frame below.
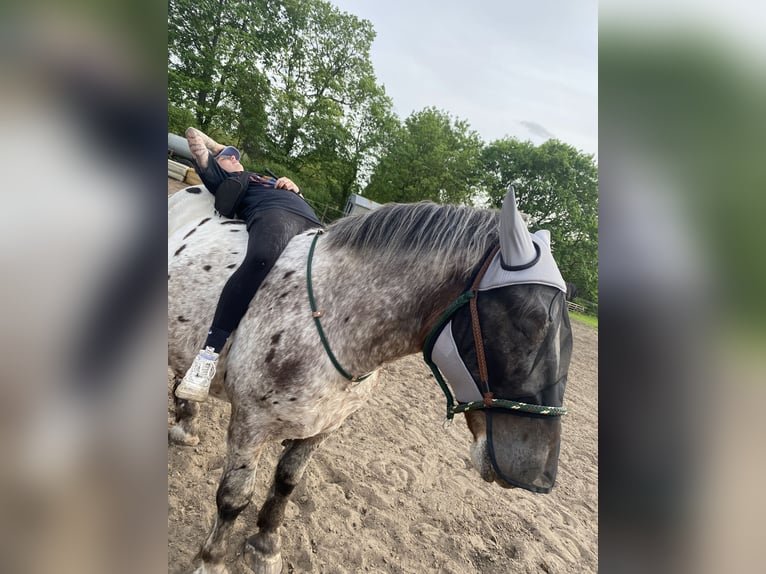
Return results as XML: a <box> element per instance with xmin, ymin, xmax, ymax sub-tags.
<box><xmin>329</xmin><ymin>0</ymin><xmax>597</xmax><ymax>156</ymax></box>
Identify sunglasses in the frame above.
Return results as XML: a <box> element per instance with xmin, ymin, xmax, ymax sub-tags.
<box><xmin>217</xmin><ymin>154</ymin><xmax>239</xmax><ymax>162</ymax></box>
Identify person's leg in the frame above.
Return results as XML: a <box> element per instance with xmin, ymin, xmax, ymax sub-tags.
<box><xmin>175</xmin><ymin>210</ymin><xmax>318</xmax><ymax>401</ymax></box>
<box><xmin>208</xmin><ymin>212</ymin><xmax>313</xmax><ymax>344</ymax></box>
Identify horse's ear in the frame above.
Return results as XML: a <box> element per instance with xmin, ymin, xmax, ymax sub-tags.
<box><xmin>499</xmin><ymin>186</ymin><xmax>536</xmax><ymax>267</ymax></box>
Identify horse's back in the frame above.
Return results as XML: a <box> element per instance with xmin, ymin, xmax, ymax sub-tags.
<box><xmin>168</xmin><ymin>185</ymin><xmax>215</xmax><ymax>239</ymax></box>
<box><xmin>168</xmin><ymin>186</ymin><xmax>248</xmax><ymax>373</ymax></box>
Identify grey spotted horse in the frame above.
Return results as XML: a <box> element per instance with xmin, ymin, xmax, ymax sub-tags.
<box><xmin>168</xmin><ymin>186</ymin><xmax>573</xmax><ymax>574</ymax></box>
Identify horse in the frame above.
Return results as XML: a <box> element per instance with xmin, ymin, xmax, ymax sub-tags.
<box><xmin>168</xmin><ymin>186</ymin><xmax>573</xmax><ymax>574</ymax></box>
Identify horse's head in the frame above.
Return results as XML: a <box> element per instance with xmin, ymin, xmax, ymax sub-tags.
<box><xmin>425</xmin><ymin>188</ymin><xmax>573</xmax><ymax>493</ymax></box>
<box><xmin>463</xmin><ymin>280</ymin><xmax>572</xmax><ymax>493</ymax></box>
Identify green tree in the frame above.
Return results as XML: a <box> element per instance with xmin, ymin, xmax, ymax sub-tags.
<box><xmin>365</xmin><ymin>107</ymin><xmax>483</xmax><ymax>205</ymax></box>
<box><xmin>255</xmin><ymin>2</ymin><xmax>389</xmax><ymax>160</ymax></box>
<box><xmin>480</xmin><ymin>138</ymin><xmax>598</xmax><ymax>303</ymax></box>
<box><xmin>168</xmin><ymin>0</ymin><xmax>395</xmax><ymax>214</ymax></box>
<box><xmin>168</xmin><ymin>103</ymin><xmax>196</xmax><ymax>137</ymax></box>
<box><xmin>168</xmin><ymin>0</ymin><xmax>264</xmax><ymax>133</ymax></box>
<box><xmin>341</xmin><ymin>78</ymin><xmax>400</xmax><ymax>196</ymax></box>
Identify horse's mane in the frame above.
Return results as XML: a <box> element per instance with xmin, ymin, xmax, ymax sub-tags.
<box><xmin>324</xmin><ymin>201</ymin><xmax>499</xmax><ymax>271</ymax></box>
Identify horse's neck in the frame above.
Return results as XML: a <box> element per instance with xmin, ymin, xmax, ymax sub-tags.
<box><xmin>313</xmin><ymin>247</ymin><xmax>469</xmax><ymax>373</ymax></box>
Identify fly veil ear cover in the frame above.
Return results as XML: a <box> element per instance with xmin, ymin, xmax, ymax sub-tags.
<box><xmin>499</xmin><ymin>186</ymin><xmax>537</xmax><ymax>268</ymax></box>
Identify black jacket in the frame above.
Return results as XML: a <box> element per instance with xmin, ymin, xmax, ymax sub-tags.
<box><xmin>195</xmin><ymin>153</ymin><xmax>321</xmax><ymax>227</ymax></box>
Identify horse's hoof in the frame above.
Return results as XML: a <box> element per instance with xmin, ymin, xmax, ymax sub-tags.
<box><xmin>169</xmin><ymin>425</ymin><xmax>199</xmax><ymax>446</ymax></box>
<box><xmin>243</xmin><ymin>541</ymin><xmax>283</xmax><ymax>574</ymax></box>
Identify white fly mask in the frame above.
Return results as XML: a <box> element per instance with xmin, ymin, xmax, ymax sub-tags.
<box><xmin>423</xmin><ymin>188</ymin><xmax>573</xmax><ymax>493</ymax></box>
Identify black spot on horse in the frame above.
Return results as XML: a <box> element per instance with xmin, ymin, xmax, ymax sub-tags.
<box><xmin>289</xmin><ymin>397</ymin><xmax>297</xmax><ymax>402</ymax></box>
<box><xmin>174</xmin><ymin>244</ymin><xmax>186</xmax><ymax>256</ymax></box>
<box><xmin>198</xmin><ymin>217</ymin><xmax>211</xmax><ymax>226</ymax></box>
<box><xmin>186</xmin><ymin>187</ymin><xmax>202</xmax><ymax>194</ymax></box>
<box><xmin>203</xmin><ymin>265</ymin><xmax>212</xmax><ymax>271</ymax></box>
<box><xmin>231</xmin><ymin>251</ymin><xmax>239</xmax><ymax>255</ymax></box>
<box><xmin>266</xmin><ymin>357</ymin><xmax>304</xmax><ymax>391</ymax></box>
<box><xmin>270</xmin><ymin>332</ymin><xmax>282</xmax><ymax>345</ymax></box>
<box><xmin>177</xmin><ymin>316</ymin><xmax>189</xmax><ymax>323</ymax></box>
<box><xmin>182</xmin><ymin>228</ymin><xmax>197</xmax><ymax>240</ymax></box>
<box><xmin>229</xmin><ymin>229</ymin><xmax>241</xmax><ymax>232</ymax></box>
<box><xmin>264</xmin><ymin>347</ymin><xmax>276</xmax><ymax>364</ymax></box>
<box><xmin>283</xmin><ymin>271</ymin><xmax>295</xmax><ymax>279</ymax></box>
<box><xmin>227</xmin><ymin>264</ymin><xmax>237</xmax><ymax>269</ymax></box>
<box><xmin>221</xmin><ymin>220</ymin><xmax>245</xmax><ymax>225</ymax></box>
<box><xmin>344</xmin><ymin>316</ymin><xmax>350</xmax><ymax>323</ymax></box>
<box><xmin>278</xmin><ymin>292</ymin><xmax>289</xmax><ymax>299</ymax></box>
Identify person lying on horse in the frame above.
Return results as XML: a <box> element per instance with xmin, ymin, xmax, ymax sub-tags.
<box><xmin>175</xmin><ymin>127</ymin><xmax>322</xmax><ymax>401</ymax></box>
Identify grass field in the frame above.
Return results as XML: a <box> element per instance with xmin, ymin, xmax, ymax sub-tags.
<box><xmin>570</xmin><ymin>311</ymin><xmax>598</xmax><ymax>329</ymax></box>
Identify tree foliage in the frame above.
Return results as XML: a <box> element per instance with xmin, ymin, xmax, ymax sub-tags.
<box><xmin>168</xmin><ymin>0</ymin><xmax>397</xmax><ymax>216</ymax></box>
<box><xmin>480</xmin><ymin>139</ymin><xmax>598</xmax><ymax>302</ymax></box>
<box><xmin>168</xmin><ymin>0</ymin><xmax>264</xmax><ymax>133</ymax></box>
<box><xmin>364</xmin><ymin>107</ymin><xmax>484</xmax><ymax>205</ymax></box>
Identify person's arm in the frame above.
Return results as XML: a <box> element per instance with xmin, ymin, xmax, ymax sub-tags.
<box><xmin>185</xmin><ymin>127</ymin><xmax>226</xmax><ymax>166</ymax></box>
<box><xmin>197</xmin><ymin>130</ymin><xmax>225</xmax><ymax>156</ymax></box>
<box><xmin>185</xmin><ymin>127</ymin><xmax>210</xmax><ymax>168</ymax></box>
<box><xmin>185</xmin><ymin>127</ymin><xmax>229</xmax><ymax>192</ymax></box>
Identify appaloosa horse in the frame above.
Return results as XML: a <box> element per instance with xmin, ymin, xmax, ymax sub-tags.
<box><xmin>168</xmin><ymin>187</ymin><xmax>572</xmax><ymax>574</ymax></box>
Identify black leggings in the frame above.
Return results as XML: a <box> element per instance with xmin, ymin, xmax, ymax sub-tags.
<box><xmin>204</xmin><ymin>209</ymin><xmax>317</xmax><ymax>352</ymax></box>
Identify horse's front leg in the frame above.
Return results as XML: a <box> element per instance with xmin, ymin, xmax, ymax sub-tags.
<box><xmin>192</xmin><ymin>408</ymin><xmax>265</xmax><ymax>574</ymax></box>
<box><xmin>244</xmin><ymin>433</ymin><xmax>329</xmax><ymax>574</ymax></box>
<box><xmin>169</xmin><ymin>377</ymin><xmax>200</xmax><ymax>446</ymax></box>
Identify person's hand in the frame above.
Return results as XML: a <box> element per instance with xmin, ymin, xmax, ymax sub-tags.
<box><xmin>274</xmin><ymin>177</ymin><xmax>301</xmax><ymax>195</ymax></box>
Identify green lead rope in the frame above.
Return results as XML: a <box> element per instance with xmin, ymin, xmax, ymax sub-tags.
<box><xmin>307</xmin><ymin>232</ymin><xmax>373</xmax><ymax>383</ymax></box>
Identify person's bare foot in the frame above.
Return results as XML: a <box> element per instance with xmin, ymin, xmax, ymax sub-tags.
<box><xmin>185</xmin><ymin>127</ymin><xmax>209</xmax><ymax>168</ymax></box>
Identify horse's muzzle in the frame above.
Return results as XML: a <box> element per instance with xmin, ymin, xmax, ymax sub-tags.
<box><xmin>483</xmin><ymin>411</ymin><xmax>562</xmax><ymax>494</ymax></box>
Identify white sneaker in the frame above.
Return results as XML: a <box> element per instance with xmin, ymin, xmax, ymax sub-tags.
<box><xmin>175</xmin><ymin>347</ymin><xmax>219</xmax><ymax>401</ymax></box>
